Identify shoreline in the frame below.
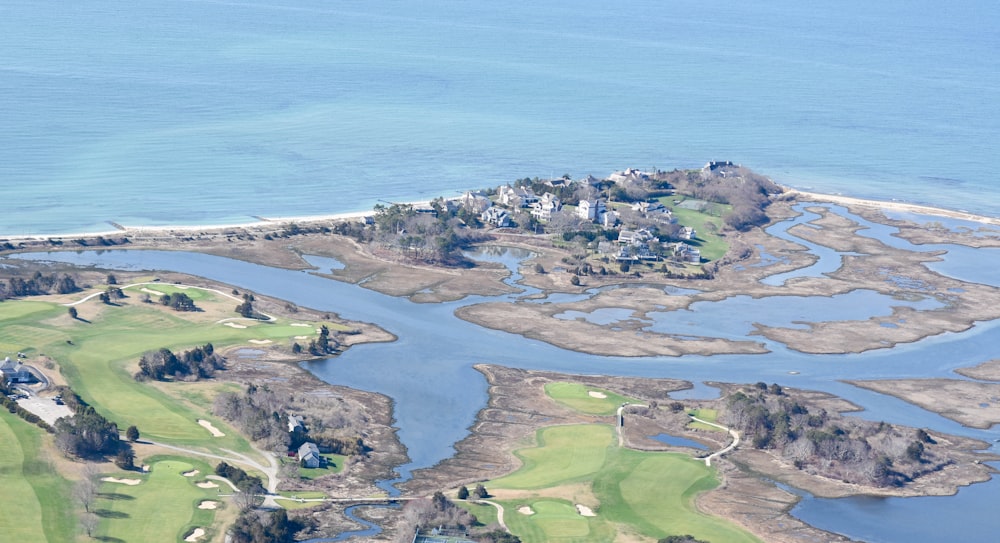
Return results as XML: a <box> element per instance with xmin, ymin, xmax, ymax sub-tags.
<box><xmin>5</xmin><ymin>187</ymin><xmax>1000</xmax><ymax>241</ymax></box>
<box><xmin>783</xmin><ymin>187</ymin><xmax>1000</xmax><ymax>226</ymax></box>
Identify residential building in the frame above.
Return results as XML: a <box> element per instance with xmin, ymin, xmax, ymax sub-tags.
<box><xmin>298</xmin><ymin>442</ymin><xmax>322</xmax><ymax>468</ymax></box>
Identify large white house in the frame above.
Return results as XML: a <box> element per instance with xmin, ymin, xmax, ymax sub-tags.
<box><xmin>577</xmin><ymin>199</ymin><xmax>607</xmax><ymax>223</ymax></box>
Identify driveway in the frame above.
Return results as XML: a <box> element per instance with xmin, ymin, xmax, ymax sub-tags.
<box><xmin>16</xmin><ymin>395</ymin><xmax>73</xmax><ymax>426</ymax></box>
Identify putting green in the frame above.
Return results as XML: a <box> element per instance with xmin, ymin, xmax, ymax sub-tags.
<box><xmin>96</xmin><ymin>458</ymin><xmax>220</xmax><ymax>543</ymax></box>
<box><xmin>544</xmin><ymin>382</ymin><xmax>636</xmax><ymax>415</ymax></box>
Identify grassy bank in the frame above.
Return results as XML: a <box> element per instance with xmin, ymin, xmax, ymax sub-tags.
<box><xmin>0</xmin><ymin>409</ymin><xmax>75</xmax><ymax>542</ymax></box>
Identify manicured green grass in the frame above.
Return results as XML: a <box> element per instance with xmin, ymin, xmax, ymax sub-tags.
<box><xmin>455</xmin><ymin>501</ymin><xmax>498</xmax><ymax>526</ymax></box>
<box><xmin>502</xmin><ymin>499</ymin><xmax>599</xmax><ymax>541</ymax></box>
<box><xmin>488</xmin><ymin>423</ymin><xmax>759</xmax><ymax>543</ymax></box>
<box><xmin>490</xmin><ymin>425</ymin><xmax>612</xmax><ymax>490</ymax></box>
<box><xmin>297</xmin><ymin>453</ymin><xmax>347</xmax><ymax>479</ymax></box>
<box><xmin>660</xmin><ymin>198</ymin><xmax>732</xmax><ymax>261</ymax></box>
<box><xmin>130</xmin><ymin>283</ymin><xmax>217</xmax><ymax>301</ymax></box>
<box><xmin>0</xmin><ymin>410</ymin><xmax>75</xmax><ymax>543</ymax></box>
<box><xmin>96</xmin><ymin>458</ymin><xmax>221</xmax><ymax>543</ymax></box>
<box><xmin>687</xmin><ymin>408</ymin><xmax>726</xmax><ymax>432</ymax></box>
<box><xmin>544</xmin><ymin>383</ymin><xmax>636</xmax><ymax>416</ymax></box>
<box><xmin>0</xmin><ymin>294</ymin><xmax>318</xmax><ymax>452</ymax></box>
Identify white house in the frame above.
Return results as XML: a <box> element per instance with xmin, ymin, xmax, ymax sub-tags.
<box><xmin>460</xmin><ymin>191</ymin><xmax>492</xmax><ymax>214</ymax></box>
<box><xmin>577</xmin><ymin>199</ymin><xmax>607</xmax><ymax>223</ymax></box>
<box><xmin>673</xmin><ymin>242</ymin><xmax>701</xmax><ymax>263</ymax></box>
<box><xmin>298</xmin><ymin>442</ymin><xmax>322</xmax><ymax>468</ymax></box>
<box><xmin>497</xmin><ymin>185</ymin><xmax>538</xmax><ymax>208</ymax></box>
<box><xmin>530</xmin><ymin>192</ymin><xmax>561</xmax><ymax>221</ymax></box>
<box><xmin>287</xmin><ymin>415</ymin><xmax>305</xmax><ymax>433</ymax></box>
<box><xmin>679</xmin><ymin>226</ymin><xmax>696</xmax><ymax>240</ymax></box>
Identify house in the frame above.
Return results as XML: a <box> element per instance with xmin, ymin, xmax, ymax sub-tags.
<box><xmin>673</xmin><ymin>242</ymin><xmax>702</xmax><ymax>263</ymax></box>
<box><xmin>298</xmin><ymin>442</ymin><xmax>322</xmax><ymax>468</ymax></box>
<box><xmin>617</xmin><ymin>228</ymin><xmax>655</xmax><ymax>246</ymax></box>
<box><xmin>679</xmin><ymin>226</ymin><xmax>696</xmax><ymax>240</ymax></box>
<box><xmin>1</xmin><ymin>356</ymin><xmax>32</xmax><ymax>384</ymax></box>
<box><xmin>481</xmin><ymin>207</ymin><xmax>511</xmax><ymax>227</ymax></box>
<box><xmin>631</xmin><ymin>201</ymin><xmax>672</xmax><ymax>222</ymax></box>
<box><xmin>287</xmin><ymin>415</ymin><xmax>304</xmax><ymax>433</ymax></box>
<box><xmin>497</xmin><ymin>185</ymin><xmax>538</xmax><ymax>208</ymax></box>
<box><xmin>608</xmin><ymin>168</ymin><xmax>650</xmax><ymax>184</ymax></box>
<box><xmin>459</xmin><ymin>191</ymin><xmax>492</xmax><ymax>214</ymax></box>
<box><xmin>530</xmin><ymin>192</ymin><xmax>561</xmax><ymax>221</ymax></box>
<box><xmin>577</xmin><ymin>199</ymin><xmax>607</xmax><ymax>223</ymax></box>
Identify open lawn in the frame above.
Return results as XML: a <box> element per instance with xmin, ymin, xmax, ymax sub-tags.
<box><xmin>489</xmin><ymin>423</ymin><xmax>759</xmax><ymax>543</ymax></box>
<box><xmin>297</xmin><ymin>453</ymin><xmax>347</xmax><ymax>480</ymax></box>
<box><xmin>660</xmin><ymin>198</ymin><xmax>731</xmax><ymax>261</ymax></box>
<box><xmin>544</xmin><ymin>383</ymin><xmax>636</xmax><ymax>416</ymax></box>
<box><xmin>95</xmin><ymin>457</ymin><xmax>223</xmax><ymax>543</ymax></box>
<box><xmin>0</xmin><ymin>409</ymin><xmax>75</xmax><ymax>542</ymax></box>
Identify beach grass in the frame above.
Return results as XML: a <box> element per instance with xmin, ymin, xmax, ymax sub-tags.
<box><xmin>488</xmin><ymin>423</ymin><xmax>759</xmax><ymax>543</ymax></box>
<box><xmin>544</xmin><ymin>382</ymin><xmax>636</xmax><ymax>415</ymax></box>
<box><xmin>95</xmin><ymin>457</ymin><xmax>221</xmax><ymax>543</ymax></box>
<box><xmin>0</xmin><ymin>409</ymin><xmax>75</xmax><ymax>542</ymax></box>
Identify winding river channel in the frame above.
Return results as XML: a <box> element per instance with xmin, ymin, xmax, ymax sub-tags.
<box><xmin>9</xmin><ymin>205</ymin><xmax>1000</xmax><ymax>542</ymax></box>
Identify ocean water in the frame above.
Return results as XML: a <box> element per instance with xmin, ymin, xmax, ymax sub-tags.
<box><xmin>2</xmin><ymin>0</ymin><xmax>998</xmax><ymax>235</ymax></box>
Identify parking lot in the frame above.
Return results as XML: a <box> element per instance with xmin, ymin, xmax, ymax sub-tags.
<box><xmin>16</xmin><ymin>394</ymin><xmax>73</xmax><ymax>425</ymax></box>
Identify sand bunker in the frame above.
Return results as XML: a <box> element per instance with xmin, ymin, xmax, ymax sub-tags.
<box><xmin>184</xmin><ymin>528</ymin><xmax>205</xmax><ymax>542</ymax></box>
<box><xmin>248</xmin><ymin>339</ymin><xmax>272</xmax><ymax>345</ymax></box>
<box><xmin>223</xmin><ymin>322</ymin><xmax>247</xmax><ymax>329</ymax></box>
<box><xmin>294</xmin><ymin>335</ymin><xmax>309</xmax><ymax>339</ymax></box>
<box><xmin>291</xmin><ymin>323</ymin><xmax>311</xmax><ymax>327</ymax></box>
<box><xmin>182</xmin><ymin>470</ymin><xmax>199</xmax><ymax>477</ymax></box>
<box><xmin>588</xmin><ymin>391</ymin><xmax>607</xmax><ymax>399</ymax></box>
<box><xmin>575</xmin><ymin>504</ymin><xmax>597</xmax><ymax>517</ymax></box>
<box><xmin>196</xmin><ymin>481</ymin><xmax>219</xmax><ymax>489</ymax></box>
<box><xmin>101</xmin><ymin>477</ymin><xmax>141</xmax><ymax>486</ymax></box>
<box><xmin>198</xmin><ymin>501</ymin><xmax>219</xmax><ymax>510</ymax></box>
<box><xmin>141</xmin><ymin>287</ymin><xmax>164</xmax><ymax>296</ymax></box>
<box><xmin>518</xmin><ymin>505</ymin><xmax>535</xmax><ymax>515</ymax></box>
<box><xmin>197</xmin><ymin>419</ymin><xmax>225</xmax><ymax>437</ymax></box>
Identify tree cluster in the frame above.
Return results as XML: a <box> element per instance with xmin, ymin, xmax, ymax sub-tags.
<box><xmin>236</xmin><ymin>293</ymin><xmax>259</xmax><ymax>319</ymax></box>
<box><xmin>215</xmin><ymin>461</ymin><xmax>263</xmax><ymax>491</ymax></box>
<box><xmin>135</xmin><ymin>344</ymin><xmax>224</xmax><ymax>382</ymax></box>
<box><xmin>306</xmin><ymin>325</ymin><xmax>338</xmax><ymax>356</ymax></box>
<box><xmin>656</xmin><ymin>167</ymin><xmax>783</xmax><ymax>231</ymax></box>
<box><xmin>54</xmin><ymin>405</ymin><xmax>120</xmax><ymax>458</ymax></box>
<box><xmin>213</xmin><ymin>384</ymin><xmax>290</xmax><ymax>451</ymax></box>
<box><xmin>0</xmin><ymin>271</ymin><xmax>79</xmax><ymax>299</ymax></box>
<box><xmin>721</xmin><ymin>383</ymin><xmax>935</xmax><ymax>487</ymax></box>
<box><xmin>369</xmin><ymin>202</ymin><xmax>489</xmax><ymax>267</ymax></box>
<box><xmin>159</xmin><ymin>291</ymin><xmax>198</xmax><ymax>311</ymax></box>
<box><xmin>229</xmin><ymin>508</ymin><xmax>310</xmax><ymax>543</ymax></box>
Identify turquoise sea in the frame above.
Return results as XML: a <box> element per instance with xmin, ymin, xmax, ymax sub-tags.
<box><xmin>2</xmin><ymin>0</ymin><xmax>999</xmax><ymax>235</ymax></box>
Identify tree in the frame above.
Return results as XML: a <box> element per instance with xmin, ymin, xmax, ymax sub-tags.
<box><xmin>457</xmin><ymin>485</ymin><xmax>469</xmax><ymax>500</ymax></box>
<box><xmin>115</xmin><ymin>446</ymin><xmax>135</xmax><ymax>470</ymax></box>
<box><xmin>80</xmin><ymin>511</ymin><xmax>99</xmax><ymax>538</ymax></box>
<box><xmin>233</xmin><ymin>483</ymin><xmax>265</xmax><ymax>512</ymax></box>
<box><xmin>68</xmin><ymin>307</ymin><xmax>78</xmax><ymax>319</ymax></box>
<box><xmin>473</xmin><ymin>483</ymin><xmax>488</xmax><ymax>499</ymax></box>
<box><xmin>73</xmin><ymin>465</ymin><xmax>98</xmax><ymax>513</ymax></box>
<box><xmin>126</xmin><ymin>425</ymin><xmax>140</xmax><ymax>442</ymax></box>
<box><xmin>570</xmin><ymin>275</ymin><xmax>581</xmax><ymax>286</ymax></box>
<box><xmin>106</xmin><ymin>273</ymin><xmax>117</xmax><ymax>285</ymax></box>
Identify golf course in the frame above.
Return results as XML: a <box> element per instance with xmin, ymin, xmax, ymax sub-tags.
<box><xmin>0</xmin><ymin>278</ymin><xmax>339</xmax><ymax>542</ymax></box>
<box><xmin>471</xmin><ymin>383</ymin><xmax>760</xmax><ymax>543</ymax></box>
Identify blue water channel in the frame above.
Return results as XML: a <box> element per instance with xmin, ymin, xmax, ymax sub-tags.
<box><xmin>8</xmin><ymin>205</ymin><xmax>1000</xmax><ymax>542</ymax></box>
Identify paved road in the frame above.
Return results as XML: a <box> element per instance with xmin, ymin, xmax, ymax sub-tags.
<box><xmin>616</xmin><ymin>403</ymin><xmax>647</xmax><ymax>447</ymax></box>
<box><xmin>476</xmin><ymin>500</ymin><xmax>508</xmax><ymax>531</ymax></box>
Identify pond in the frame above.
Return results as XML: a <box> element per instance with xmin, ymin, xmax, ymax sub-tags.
<box><xmin>650</xmin><ymin>433</ymin><xmax>709</xmax><ymax>450</ymax></box>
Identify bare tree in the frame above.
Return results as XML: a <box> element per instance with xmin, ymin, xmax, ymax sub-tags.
<box><xmin>233</xmin><ymin>483</ymin><xmax>265</xmax><ymax>512</ymax></box>
<box><xmin>80</xmin><ymin>511</ymin><xmax>99</xmax><ymax>538</ymax></box>
<box><xmin>74</xmin><ymin>463</ymin><xmax>100</xmax><ymax>513</ymax></box>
